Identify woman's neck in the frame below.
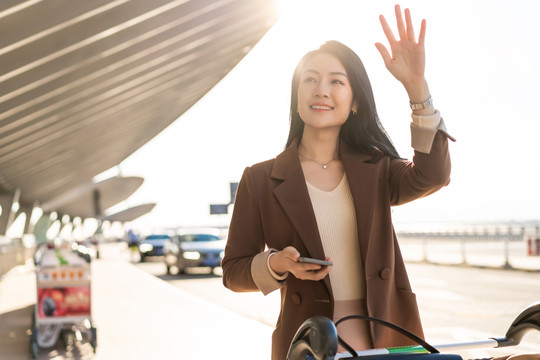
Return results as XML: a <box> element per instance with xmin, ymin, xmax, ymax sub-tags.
<box><xmin>298</xmin><ymin>129</ymin><xmax>340</xmax><ymax>163</ymax></box>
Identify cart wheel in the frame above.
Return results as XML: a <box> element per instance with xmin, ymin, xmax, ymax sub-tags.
<box><xmin>90</xmin><ymin>327</ymin><xmax>97</xmax><ymax>352</ymax></box>
<box><xmin>166</xmin><ymin>264</ymin><xmax>171</xmax><ymax>275</ymax></box>
<box><xmin>61</xmin><ymin>329</ymin><xmax>70</xmax><ymax>347</ymax></box>
<box><xmin>30</xmin><ymin>330</ymin><xmax>39</xmax><ymax>358</ymax></box>
<box><xmin>31</xmin><ymin>340</ymin><xmax>39</xmax><ymax>359</ymax></box>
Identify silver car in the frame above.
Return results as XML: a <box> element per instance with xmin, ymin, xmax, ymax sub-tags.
<box><xmin>163</xmin><ymin>228</ymin><xmax>225</xmax><ymax>274</ymax></box>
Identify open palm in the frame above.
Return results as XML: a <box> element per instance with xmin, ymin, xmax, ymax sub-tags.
<box><xmin>375</xmin><ymin>5</ymin><xmax>426</xmax><ymax>89</ymax></box>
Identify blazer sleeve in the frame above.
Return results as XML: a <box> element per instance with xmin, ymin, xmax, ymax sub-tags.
<box><xmin>222</xmin><ymin>166</ymin><xmax>284</xmax><ymax>294</ymax></box>
<box><xmin>389</xmin><ymin>117</ymin><xmax>454</xmax><ymax>205</ymax></box>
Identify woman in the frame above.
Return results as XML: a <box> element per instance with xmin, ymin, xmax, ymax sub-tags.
<box><xmin>222</xmin><ymin>5</ymin><xmax>454</xmax><ymax>359</ymax></box>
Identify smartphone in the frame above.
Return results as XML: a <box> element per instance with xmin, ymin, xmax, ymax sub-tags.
<box><xmin>297</xmin><ymin>257</ymin><xmax>333</xmax><ymax>266</ymax></box>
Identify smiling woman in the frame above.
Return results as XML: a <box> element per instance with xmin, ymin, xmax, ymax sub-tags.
<box><xmin>222</xmin><ymin>5</ymin><xmax>457</xmax><ymax>359</ymax></box>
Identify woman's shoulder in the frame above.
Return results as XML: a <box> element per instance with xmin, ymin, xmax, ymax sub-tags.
<box><xmin>243</xmin><ymin>144</ymin><xmax>298</xmax><ymax>179</ymax></box>
<box><xmin>242</xmin><ymin>158</ymin><xmax>275</xmax><ymax>178</ymax></box>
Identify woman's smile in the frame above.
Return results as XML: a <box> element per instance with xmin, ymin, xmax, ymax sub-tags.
<box><xmin>310</xmin><ymin>103</ymin><xmax>334</xmax><ymax>111</ymax></box>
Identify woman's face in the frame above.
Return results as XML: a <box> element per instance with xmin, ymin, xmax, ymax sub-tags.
<box><xmin>297</xmin><ymin>52</ymin><xmax>356</xmax><ymax>131</ymax></box>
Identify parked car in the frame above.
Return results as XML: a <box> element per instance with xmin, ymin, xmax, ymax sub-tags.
<box><xmin>139</xmin><ymin>234</ymin><xmax>172</xmax><ymax>262</ymax></box>
<box><xmin>163</xmin><ymin>229</ymin><xmax>225</xmax><ymax>274</ymax></box>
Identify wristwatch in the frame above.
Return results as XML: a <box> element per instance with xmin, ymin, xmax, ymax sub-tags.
<box><xmin>409</xmin><ymin>96</ymin><xmax>433</xmax><ymax>110</ymax></box>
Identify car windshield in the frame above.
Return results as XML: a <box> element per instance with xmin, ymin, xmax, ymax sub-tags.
<box><xmin>145</xmin><ymin>235</ymin><xmax>170</xmax><ymax>241</ymax></box>
<box><xmin>180</xmin><ymin>234</ymin><xmax>220</xmax><ymax>242</ymax></box>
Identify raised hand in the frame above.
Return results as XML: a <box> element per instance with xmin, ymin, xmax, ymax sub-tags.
<box><xmin>375</xmin><ymin>5</ymin><xmax>428</xmax><ymax>101</ymax></box>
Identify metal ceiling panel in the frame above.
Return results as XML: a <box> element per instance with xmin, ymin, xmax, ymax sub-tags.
<box><xmin>0</xmin><ymin>0</ymin><xmax>277</xmax><ymax>212</ymax></box>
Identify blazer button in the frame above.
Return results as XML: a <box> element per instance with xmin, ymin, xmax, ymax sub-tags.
<box><xmin>379</xmin><ymin>267</ymin><xmax>390</xmax><ymax>280</ymax></box>
<box><xmin>291</xmin><ymin>293</ymin><xmax>302</xmax><ymax>305</ymax></box>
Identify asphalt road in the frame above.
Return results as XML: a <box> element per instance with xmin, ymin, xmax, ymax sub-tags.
<box><xmin>134</xmin><ymin>257</ymin><xmax>540</xmax><ymax>359</ymax></box>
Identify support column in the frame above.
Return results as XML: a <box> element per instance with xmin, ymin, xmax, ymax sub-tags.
<box><xmin>19</xmin><ymin>202</ymin><xmax>35</xmax><ymax>235</ymax></box>
<box><xmin>14</xmin><ymin>201</ymin><xmax>34</xmax><ymax>235</ymax></box>
<box><xmin>0</xmin><ymin>190</ymin><xmax>17</xmax><ymax>235</ymax></box>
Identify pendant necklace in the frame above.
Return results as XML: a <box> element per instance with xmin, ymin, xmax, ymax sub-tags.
<box><xmin>298</xmin><ymin>146</ymin><xmax>337</xmax><ymax>170</ymax></box>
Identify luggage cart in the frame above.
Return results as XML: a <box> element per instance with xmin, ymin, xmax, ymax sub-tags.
<box><xmin>30</xmin><ymin>245</ymin><xmax>97</xmax><ymax>358</ymax></box>
<box><xmin>287</xmin><ymin>302</ymin><xmax>540</xmax><ymax>360</ymax></box>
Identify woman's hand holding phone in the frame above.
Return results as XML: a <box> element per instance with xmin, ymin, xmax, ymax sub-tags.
<box><xmin>269</xmin><ymin>246</ymin><xmax>332</xmax><ymax>281</ymax></box>
<box><xmin>298</xmin><ymin>257</ymin><xmax>333</xmax><ymax>266</ymax></box>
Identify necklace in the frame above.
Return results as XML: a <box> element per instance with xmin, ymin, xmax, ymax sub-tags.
<box><xmin>298</xmin><ymin>145</ymin><xmax>338</xmax><ymax>169</ymax></box>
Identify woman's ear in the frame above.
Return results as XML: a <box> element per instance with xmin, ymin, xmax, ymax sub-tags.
<box><xmin>352</xmin><ymin>102</ymin><xmax>358</xmax><ymax>115</ymax></box>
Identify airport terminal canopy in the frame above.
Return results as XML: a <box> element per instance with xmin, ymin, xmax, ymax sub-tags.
<box><xmin>0</xmin><ymin>0</ymin><xmax>277</xmax><ymax>221</ymax></box>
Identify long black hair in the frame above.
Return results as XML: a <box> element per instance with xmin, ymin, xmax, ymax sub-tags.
<box><xmin>285</xmin><ymin>40</ymin><xmax>400</xmax><ymax>159</ymax></box>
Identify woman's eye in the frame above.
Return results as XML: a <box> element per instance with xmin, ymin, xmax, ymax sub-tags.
<box><xmin>332</xmin><ymin>79</ymin><xmax>345</xmax><ymax>85</ymax></box>
<box><xmin>304</xmin><ymin>77</ymin><xmax>316</xmax><ymax>83</ymax></box>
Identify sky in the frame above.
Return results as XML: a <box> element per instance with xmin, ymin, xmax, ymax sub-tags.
<box><xmin>113</xmin><ymin>0</ymin><xmax>540</xmax><ymax>232</ymax></box>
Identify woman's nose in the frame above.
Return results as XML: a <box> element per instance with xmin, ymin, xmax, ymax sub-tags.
<box><xmin>314</xmin><ymin>82</ymin><xmax>329</xmax><ymax>97</ymax></box>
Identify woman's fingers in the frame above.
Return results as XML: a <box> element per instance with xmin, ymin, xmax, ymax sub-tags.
<box><xmin>279</xmin><ymin>246</ymin><xmax>332</xmax><ymax>281</ymax></box>
<box><xmin>395</xmin><ymin>4</ymin><xmax>407</xmax><ymax>40</ymax></box>
<box><xmin>387</xmin><ymin>5</ymin><xmax>425</xmax><ymax>45</ymax></box>
<box><xmin>405</xmin><ymin>7</ymin><xmax>426</xmax><ymax>45</ymax></box>
<box><xmin>404</xmin><ymin>7</ymin><xmax>415</xmax><ymax>41</ymax></box>
<box><xmin>379</xmin><ymin>14</ymin><xmax>396</xmax><ymax>44</ymax></box>
<box><xmin>418</xmin><ymin>19</ymin><xmax>427</xmax><ymax>47</ymax></box>
<box><xmin>374</xmin><ymin>42</ymin><xmax>391</xmax><ymax>67</ymax></box>
<box><xmin>282</xmin><ymin>246</ymin><xmax>300</xmax><ymax>261</ymax></box>
<box><xmin>292</xmin><ymin>258</ymin><xmax>332</xmax><ymax>280</ymax></box>
<box><xmin>295</xmin><ymin>264</ymin><xmax>330</xmax><ymax>280</ymax></box>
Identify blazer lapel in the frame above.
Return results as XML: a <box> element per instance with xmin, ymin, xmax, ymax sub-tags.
<box><xmin>271</xmin><ymin>140</ymin><xmax>331</xmax><ymax>293</ymax></box>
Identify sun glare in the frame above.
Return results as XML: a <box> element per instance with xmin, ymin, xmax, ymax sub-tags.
<box><xmin>274</xmin><ymin>0</ymin><xmax>349</xmax><ymax>58</ymax></box>
<box><xmin>274</xmin><ymin>0</ymin><xmax>385</xmax><ymax>57</ymax></box>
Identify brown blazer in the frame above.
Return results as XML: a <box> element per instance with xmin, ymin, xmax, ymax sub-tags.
<box><xmin>222</xmin><ymin>126</ymin><xmax>452</xmax><ymax>360</ymax></box>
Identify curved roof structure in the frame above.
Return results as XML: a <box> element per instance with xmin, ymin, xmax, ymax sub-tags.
<box><xmin>40</xmin><ymin>176</ymin><xmax>144</xmax><ymax>219</ymax></box>
<box><xmin>101</xmin><ymin>203</ymin><xmax>157</xmax><ymax>223</ymax></box>
<box><xmin>0</xmin><ymin>0</ymin><xmax>277</xmax><ymax>218</ymax></box>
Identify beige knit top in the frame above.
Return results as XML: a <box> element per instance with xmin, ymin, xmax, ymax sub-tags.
<box><xmin>306</xmin><ymin>174</ymin><xmax>372</xmax><ymax>351</ymax></box>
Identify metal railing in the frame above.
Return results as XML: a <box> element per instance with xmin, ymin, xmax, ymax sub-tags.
<box><xmin>396</xmin><ymin>224</ymin><xmax>540</xmax><ymax>271</ymax></box>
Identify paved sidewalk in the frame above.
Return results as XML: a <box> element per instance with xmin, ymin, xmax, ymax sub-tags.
<box><xmin>0</xmin><ymin>244</ymin><xmax>273</xmax><ymax>360</ymax></box>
